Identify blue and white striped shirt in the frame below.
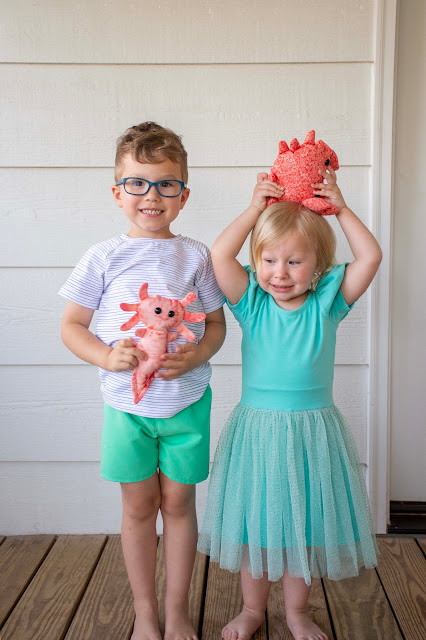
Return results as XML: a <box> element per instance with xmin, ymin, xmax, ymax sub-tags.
<box><xmin>59</xmin><ymin>234</ymin><xmax>225</xmax><ymax>417</ymax></box>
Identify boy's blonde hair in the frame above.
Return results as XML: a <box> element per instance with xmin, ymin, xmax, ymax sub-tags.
<box><xmin>250</xmin><ymin>202</ymin><xmax>336</xmax><ymax>287</ymax></box>
<box><xmin>115</xmin><ymin>122</ymin><xmax>188</xmax><ymax>183</ymax></box>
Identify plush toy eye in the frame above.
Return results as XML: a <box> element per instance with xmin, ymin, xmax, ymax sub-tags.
<box><xmin>168</xmin><ymin>311</ymin><xmax>175</xmax><ymax>318</ymax></box>
<box><xmin>155</xmin><ymin>307</ymin><xmax>162</xmax><ymax>314</ymax></box>
<box><xmin>325</xmin><ymin>159</ymin><xmax>330</xmax><ymax>166</ymax></box>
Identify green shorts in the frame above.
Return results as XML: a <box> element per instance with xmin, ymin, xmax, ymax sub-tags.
<box><xmin>101</xmin><ymin>386</ymin><xmax>211</xmax><ymax>485</ymax></box>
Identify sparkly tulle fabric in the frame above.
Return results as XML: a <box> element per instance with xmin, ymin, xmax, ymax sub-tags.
<box><xmin>198</xmin><ymin>403</ymin><xmax>378</xmax><ymax>585</ymax></box>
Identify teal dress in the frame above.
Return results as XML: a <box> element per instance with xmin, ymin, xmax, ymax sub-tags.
<box><xmin>198</xmin><ymin>265</ymin><xmax>378</xmax><ymax>585</ymax></box>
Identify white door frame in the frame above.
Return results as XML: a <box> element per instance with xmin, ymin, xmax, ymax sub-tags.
<box><xmin>367</xmin><ymin>0</ymin><xmax>398</xmax><ymax>533</ymax></box>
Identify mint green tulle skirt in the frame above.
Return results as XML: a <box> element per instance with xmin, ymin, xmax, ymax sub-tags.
<box><xmin>197</xmin><ymin>404</ymin><xmax>378</xmax><ymax>585</ymax></box>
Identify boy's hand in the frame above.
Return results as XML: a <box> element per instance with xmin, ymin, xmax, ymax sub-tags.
<box><xmin>250</xmin><ymin>172</ymin><xmax>284</xmax><ymax>213</ymax></box>
<box><xmin>312</xmin><ymin>166</ymin><xmax>347</xmax><ymax>212</ymax></box>
<box><xmin>155</xmin><ymin>343</ymin><xmax>200</xmax><ymax>380</ymax></box>
<box><xmin>105</xmin><ymin>338</ymin><xmax>146</xmax><ymax>372</ymax></box>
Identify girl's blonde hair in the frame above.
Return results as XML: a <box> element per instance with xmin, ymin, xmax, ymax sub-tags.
<box><xmin>250</xmin><ymin>201</ymin><xmax>336</xmax><ymax>288</ymax></box>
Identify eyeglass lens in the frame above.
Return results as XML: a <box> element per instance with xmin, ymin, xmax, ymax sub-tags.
<box><xmin>124</xmin><ymin>178</ymin><xmax>182</xmax><ymax>196</ymax></box>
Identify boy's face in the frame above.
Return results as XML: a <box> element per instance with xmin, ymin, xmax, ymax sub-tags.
<box><xmin>112</xmin><ymin>154</ymin><xmax>190</xmax><ymax>239</ymax></box>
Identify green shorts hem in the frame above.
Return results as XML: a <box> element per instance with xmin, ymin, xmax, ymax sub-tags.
<box><xmin>101</xmin><ymin>468</ymin><xmax>158</xmax><ymax>484</ymax></box>
<box><xmin>160</xmin><ymin>467</ymin><xmax>210</xmax><ymax>485</ymax></box>
<box><xmin>101</xmin><ymin>467</ymin><xmax>209</xmax><ymax>485</ymax></box>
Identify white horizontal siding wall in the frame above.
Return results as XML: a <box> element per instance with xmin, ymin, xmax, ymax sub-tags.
<box><xmin>0</xmin><ymin>0</ymin><xmax>379</xmax><ymax>534</ymax></box>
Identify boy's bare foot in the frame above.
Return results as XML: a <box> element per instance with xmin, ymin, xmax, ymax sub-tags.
<box><xmin>221</xmin><ymin>605</ymin><xmax>265</xmax><ymax>640</ymax></box>
<box><xmin>131</xmin><ymin>602</ymin><xmax>162</xmax><ymax>640</ymax></box>
<box><xmin>286</xmin><ymin>610</ymin><xmax>328</xmax><ymax>640</ymax></box>
<box><xmin>164</xmin><ymin>603</ymin><xmax>198</xmax><ymax>640</ymax></box>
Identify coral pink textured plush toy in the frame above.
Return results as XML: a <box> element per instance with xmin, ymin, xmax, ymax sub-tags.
<box><xmin>267</xmin><ymin>130</ymin><xmax>339</xmax><ymax>215</ymax></box>
<box><xmin>120</xmin><ymin>284</ymin><xmax>206</xmax><ymax>403</ymax></box>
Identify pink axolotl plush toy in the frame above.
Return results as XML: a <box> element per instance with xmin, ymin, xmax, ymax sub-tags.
<box><xmin>267</xmin><ymin>130</ymin><xmax>339</xmax><ymax>215</ymax></box>
<box><xmin>120</xmin><ymin>284</ymin><xmax>206</xmax><ymax>404</ymax></box>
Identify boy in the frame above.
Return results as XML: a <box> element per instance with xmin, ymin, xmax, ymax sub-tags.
<box><xmin>60</xmin><ymin>122</ymin><xmax>226</xmax><ymax>640</ymax></box>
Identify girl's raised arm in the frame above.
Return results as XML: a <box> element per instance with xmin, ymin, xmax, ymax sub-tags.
<box><xmin>211</xmin><ymin>173</ymin><xmax>283</xmax><ymax>305</ymax></box>
<box><xmin>312</xmin><ymin>167</ymin><xmax>382</xmax><ymax>306</ymax></box>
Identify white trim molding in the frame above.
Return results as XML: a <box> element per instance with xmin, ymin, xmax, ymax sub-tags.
<box><xmin>368</xmin><ymin>0</ymin><xmax>399</xmax><ymax>533</ymax></box>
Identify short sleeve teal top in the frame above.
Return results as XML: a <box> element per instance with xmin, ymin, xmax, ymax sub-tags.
<box><xmin>228</xmin><ymin>264</ymin><xmax>353</xmax><ymax>412</ymax></box>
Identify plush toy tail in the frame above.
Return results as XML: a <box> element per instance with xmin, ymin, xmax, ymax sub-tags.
<box><xmin>131</xmin><ymin>368</ymin><xmax>155</xmax><ymax>404</ymax></box>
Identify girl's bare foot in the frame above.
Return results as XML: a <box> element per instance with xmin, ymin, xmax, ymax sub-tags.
<box><xmin>222</xmin><ymin>605</ymin><xmax>265</xmax><ymax>640</ymax></box>
<box><xmin>131</xmin><ymin>601</ymin><xmax>162</xmax><ymax>640</ymax></box>
<box><xmin>164</xmin><ymin>603</ymin><xmax>198</xmax><ymax>640</ymax></box>
<box><xmin>286</xmin><ymin>610</ymin><xmax>328</xmax><ymax>640</ymax></box>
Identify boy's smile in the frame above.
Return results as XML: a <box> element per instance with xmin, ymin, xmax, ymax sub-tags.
<box><xmin>112</xmin><ymin>155</ymin><xmax>190</xmax><ymax>239</ymax></box>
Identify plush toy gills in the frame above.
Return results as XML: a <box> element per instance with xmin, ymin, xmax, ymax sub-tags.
<box><xmin>267</xmin><ymin>130</ymin><xmax>339</xmax><ymax>216</ymax></box>
<box><xmin>120</xmin><ymin>284</ymin><xmax>206</xmax><ymax>403</ymax></box>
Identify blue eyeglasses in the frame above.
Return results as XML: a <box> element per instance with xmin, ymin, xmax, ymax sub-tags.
<box><xmin>116</xmin><ymin>177</ymin><xmax>186</xmax><ymax>197</ymax></box>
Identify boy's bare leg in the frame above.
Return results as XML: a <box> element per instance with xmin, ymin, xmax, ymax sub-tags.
<box><xmin>160</xmin><ymin>472</ymin><xmax>198</xmax><ymax>640</ymax></box>
<box><xmin>121</xmin><ymin>474</ymin><xmax>162</xmax><ymax>640</ymax></box>
<box><xmin>222</xmin><ymin>569</ymin><xmax>271</xmax><ymax>640</ymax></box>
<box><xmin>283</xmin><ymin>571</ymin><xmax>328</xmax><ymax>640</ymax></box>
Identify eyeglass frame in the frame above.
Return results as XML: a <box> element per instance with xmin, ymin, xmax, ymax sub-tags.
<box><xmin>115</xmin><ymin>177</ymin><xmax>187</xmax><ymax>197</ymax></box>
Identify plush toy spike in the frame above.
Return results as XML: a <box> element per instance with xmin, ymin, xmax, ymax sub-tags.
<box><xmin>279</xmin><ymin>140</ymin><xmax>289</xmax><ymax>154</ymax></box>
<box><xmin>120</xmin><ymin>285</ymin><xmax>206</xmax><ymax>403</ymax></box>
<box><xmin>290</xmin><ymin>138</ymin><xmax>300</xmax><ymax>152</ymax></box>
<box><xmin>267</xmin><ymin>130</ymin><xmax>340</xmax><ymax>215</ymax></box>
<box><xmin>304</xmin><ymin>130</ymin><xmax>316</xmax><ymax>145</ymax></box>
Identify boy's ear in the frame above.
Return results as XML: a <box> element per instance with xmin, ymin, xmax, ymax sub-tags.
<box><xmin>112</xmin><ymin>183</ymin><xmax>124</xmax><ymax>208</ymax></box>
<box><xmin>180</xmin><ymin>187</ymin><xmax>190</xmax><ymax>209</ymax></box>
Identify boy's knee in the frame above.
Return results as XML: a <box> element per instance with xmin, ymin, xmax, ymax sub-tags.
<box><xmin>160</xmin><ymin>486</ymin><xmax>195</xmax><ymax>519</ymax></box>
<box><xmin>121</xmin><ymin>482</ymin><xmax>161</xmax><ymax>522</ymax></box>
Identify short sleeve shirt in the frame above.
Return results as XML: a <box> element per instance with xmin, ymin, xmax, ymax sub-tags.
<box><xmin>228</xmin><ymin>264</ymin><xmax>353</xmax><ymax>411</ymax></box>
<box><xmin>59</xmin><ymin>234</ymin><xmax>225</xmax><ymax>418</ymax></box>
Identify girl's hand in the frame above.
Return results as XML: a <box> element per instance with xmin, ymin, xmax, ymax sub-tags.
<box><xmin>105</xmin><ymin>338</ymin><xmax>146</xmax><ymax>372</ymax></box>
<box><xmin>155</xmin><ymin>343</ymin><xmax>199</xmax><ymax>380</ymax></box>
<box><xmin>312</xmin><ymin>166</ymin><xmax>347</xmax><ymax>212</ymax></box>
<box><xmin>250</xmin><ymin>172</ymin><xmax>284</xmax><ymax>213</ymax></box>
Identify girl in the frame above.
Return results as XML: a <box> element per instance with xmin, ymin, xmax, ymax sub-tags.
<box><xmin>198</xmin><ymin>167</ymin><xmax>382</xmax><ymax>640</ymax></box>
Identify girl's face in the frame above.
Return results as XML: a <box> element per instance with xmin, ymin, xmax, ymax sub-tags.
<box><xmin>257</xmin><ymin>232</ymin><xmax>318</xmax><ymax>310</ymax></box>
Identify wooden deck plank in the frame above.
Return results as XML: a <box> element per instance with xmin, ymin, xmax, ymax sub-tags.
<box><xmin>64</xmin><ymin>535</ymin><xmax>134</xmax><ymax>640</ymax></box>
<box><xmin>1</xmin><ymin>534</ymin><xmax>106</xmax><ymax>640</ymax></box>
<box><xmin>201</xmin><ymin>563</ymin><xmax>267</xmax><ymax>640</ymax></box>
<box><xmin>0</xmin><ymin>535</ymin><xmax>56</xmax><ymax>627</ymax></box>
<box><xmin>155</xmin><ymin>537</ymin><xmax>208</xmax><ymax>637</ymax></box>
<box><xmin>267</xmin><ymin>578</ymin><xmax>334</xmax><ymax>640</ymax></box>
<box><xmin>0</xmin><ymin>535</ymin><xmax>5</xmax><ymax>545</ymax></box>
<box><xmin>323</xmin><ymin>567</ymin><xmax>403</xmax><ymax>639</ymax></box>
<box><xmin>416</xmin><ymin>537</ymin><xmax>426</xmax><ymax>556</ymax></box>
<box><xmin>376</xmin><ymin>537</ymin><xmax>426</xmax><ymax>640</ymax></box>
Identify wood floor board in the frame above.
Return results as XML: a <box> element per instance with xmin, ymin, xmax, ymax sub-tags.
<box><xmin>64</xmin><ymin>535</ymin><xmax>134</xmax><ymax>640</ymax></box>
<box><xmin>0</xmin><ymin>534</ymin><xmax>56</xmax><ymax>627</ymax></box>
<box><xmin>415</xmin><ymin>537</ymin><xmax>426</xmax><ymax>556</ymax></box>
<box><xmin>376</xmin><ymin>537</ymin><xmax>426</xmax><ymax>640</ymax></box>
<box><xmin>323</xmin><ymin>567</ymin><xmax>403</xmax><ymax>639</ymax></box>
<box><xmin>0</xmin><ymin>534</ymin><xmax>106</xmax><ymax>640</ymax></box>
